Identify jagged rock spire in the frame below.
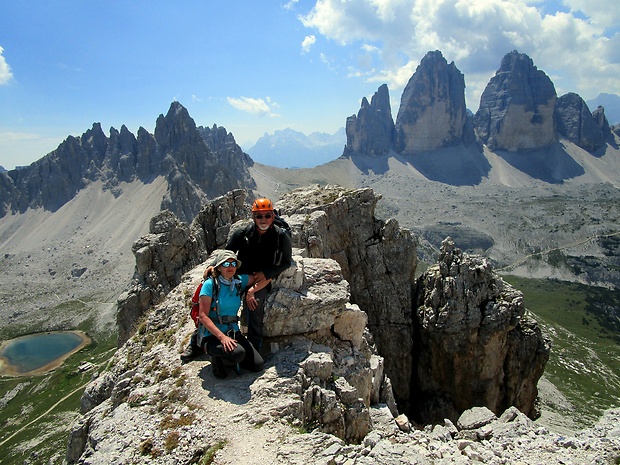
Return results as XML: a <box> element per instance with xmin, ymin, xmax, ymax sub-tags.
<box><xmin>555</xmin><ymin>92</ymin><xmax>606</xmax><ymax>152</ymax></box>
<box><xmin>344</xmin><ymin>83</ymin><xmax>394</xmax><ymax>156</ymax></box>
<box><xmin>474</xmin><ymin>50</ymin><xmax>557</xmax><ymax>151</ymax></box>
<box><xmin>394</xmin><ymin>50</ymin><xmax>473</xmax><ymax>153</ymax></box>
<box><xmin>0</xmin><ymin>101</ymin><xmax>254</xmax><ymax>223</ymax></box>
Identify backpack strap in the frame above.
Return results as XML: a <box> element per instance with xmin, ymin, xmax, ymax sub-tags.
<box><xmin>197</xmin><ymin>278</ymin><xmax>220</xmax><ymax>347</ymax></box>
<box><xmin>210</xmin><ymin>276</ymin><xmax>222</xmax><ymax>325</ymax></box>
<box><xmin>209</xmin><ymin>276</ymin><xmax>240</xmax><ymax>327</ymax></box>
<box><xmin>243</xmin><ymin>223</ymin><xmax>254</xmax><ymax>246</ymax></box>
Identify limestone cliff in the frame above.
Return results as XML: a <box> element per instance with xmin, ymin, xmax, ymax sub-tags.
<box><xmin>555</xmin><ymin>92</ymin><xmax>605</xmax><ymax>152</ymax></box>
<box><xmin>344</xmin><ymin>83</ymin><xmax>394</xmax><ymax>156</ymax></box>
<box><xmin>413</xmin><ymin>238</ymin><xmax>550</xmax><ymax>424</ymax></box>
<box><xmin>394</xmin><ymin>50</ymin><xmax>475</xmax><ymax>153</ymax></box>
<box><xmin>116</xmin><ymin>189</ymin><xmax>247</xmax><ymax>345</ymax></box>
<box><xmin>592</xmin><ymin>105</ymin><xmax>613</xmax><ymax>142</ymax></box>
<box><xmin>473</xmin><ymin>51</ymin><xmax>557</xmax><ymax>151</ymax></box>
<box><xmin>112</xmin><ymin>186</ymin><xmax>545</xmax><ymax>419</ymax></box>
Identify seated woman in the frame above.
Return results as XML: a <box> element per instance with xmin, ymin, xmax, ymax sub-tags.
<box><xmin>197</xmin><ymin>249</ymin><xmax>268</xmax><ymax>378</ymax></box>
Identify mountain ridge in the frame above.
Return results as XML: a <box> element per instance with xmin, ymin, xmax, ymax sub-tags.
<box><xmin>245</xmin><ymin>127</ymin><xmax>345</xmax><ymax>168</ymax></box>
<box><xmin>588</xmin><ymin>93</ymin><xmax>620</xmax><ymax>125</ymax></box>
<box><xmin>2</xmin><ymin>50</ymin><xmax>619</xmax><ymax>222</ymax></box>
<box><xmin>0</xmin><ymin>102</ymin><xmax>255</xmax><ymax>224</ymax></box>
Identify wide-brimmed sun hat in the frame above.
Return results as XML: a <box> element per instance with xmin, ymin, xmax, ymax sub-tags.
<box><xmin>207</xmin><ymin>249</ymin><xmax>241</xmax><ymax>269</ymax></box>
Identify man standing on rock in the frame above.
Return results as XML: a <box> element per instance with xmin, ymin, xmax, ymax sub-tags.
<box><xmin>226</xmin><ymin>198</ymin><xmax>292</xmax><ymax>351</ymax></box>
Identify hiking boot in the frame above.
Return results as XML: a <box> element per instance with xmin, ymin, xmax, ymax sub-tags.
<box><xmin>211</xmin><ymin>357</ymin><xmax>227</xmax><ymax>379</ymax></box>
<box><xmin>180</xmin><ymin>343</ymin><xmax>203</xmax><ymax>362</ymax></box>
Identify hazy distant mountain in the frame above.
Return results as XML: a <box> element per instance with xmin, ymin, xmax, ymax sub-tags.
<box><xmin>245</xmin><ymin>127</ymin><xmax>346</xmax><ymax>168</ymax></box>
<box><xmin>587</xmin><ymin>93</ymin><xmax>620</xmax><ymax>125</ymax></box>
<box><xmin>0</xmin><ymin>165</ymin><xmax>6</xmax><ymax>173</ymax></box>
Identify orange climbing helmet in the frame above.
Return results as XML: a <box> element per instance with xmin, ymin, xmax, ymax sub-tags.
<box><xmin>252</xmin><ymin>198</ymin><xmax>273</xmax><ymax>212</ymax></box>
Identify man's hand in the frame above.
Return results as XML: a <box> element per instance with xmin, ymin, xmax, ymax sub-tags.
<box><xmin>203</xmin><ymin>266</ymin><xmax>215</xmax><ymax>280</ymax></box>
<box><xmin>246</xmin><ymin>288</ymin><xmax>259</xmax><ymax>311</ymax></box>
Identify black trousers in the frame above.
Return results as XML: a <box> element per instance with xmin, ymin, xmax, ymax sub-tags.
<box><xmin>245</xmin><ymin>286</ymin><xmax>270</xmax><ymax>351</ymax></box>
<box><xmin>203</xmin><ymin>331</ymin><xmax>264</xmax><ymax>372</ymax></box>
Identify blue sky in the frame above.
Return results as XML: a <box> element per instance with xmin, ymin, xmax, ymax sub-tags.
<box><xmin>1</xmin><ymin>0</ymin><xmax>619</xmax><ymax>170</ymax></box>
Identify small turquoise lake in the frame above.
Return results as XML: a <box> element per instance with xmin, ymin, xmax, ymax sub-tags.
<box><xmin>0</xmin><ymin>331</ymin><xmax>90</xmax><ymax>376</ymax></box>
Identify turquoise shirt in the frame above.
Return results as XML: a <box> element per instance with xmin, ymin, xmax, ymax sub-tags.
<box><xmin>199</xmin><ymin>275</ymin><xmax>249</xmax><ymax>338</ymax></box>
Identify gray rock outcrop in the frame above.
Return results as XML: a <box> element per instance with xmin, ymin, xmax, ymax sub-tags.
<box><xmin>344</xmin><ymin>84</ymin><xmax>394</xmax><ymax>156</ymax></box>
<box><xmin>592</xmin><ymin>105</ymin><xmax>613</xmax><ymax>141</ymax></box>
<box><xmin>474</xmin><ymin>50</ymin><xmax>557</xmax><ymax>151</ymax></box>
<box><xmin>116</xmin><ymin>210</ymin><xmax>201</xmax><ymax>346</ymax></box>
<box><xmin>276</xmin><ymin>186</ymin><xmax>418</xmax><ymax>411</ymax></box>
<box><xmin>67</xmin><ymin>187</ymin><xmax>612</xmax><ymax>464</ymax></box>
<box><xmin>115</xmin><ymin>185</ymin><xmax>549</xmax><ymax>422</ymax></box>
<box><xmin>412</xmin><ymin>238</ymin><xmax>551</xmax><ymax>424</ymax></box>
<box><xmin>394</xmin><ymin>50</ymin><xmax>475</xmax><ymax>153</ymax></box>
<box><xmin>555</xmin><ymin>92</ymin><xmax>605</xmax><ymax>152</ymax></box>
<box><xmin>68</xmin><ymin>252</ymin><xmax>395</xmax><ymax>462</ymax></box>
<box><xmin>116</xmin><ymin>190</ymin><xmax>247</xmax><ymax>346</ymax></box>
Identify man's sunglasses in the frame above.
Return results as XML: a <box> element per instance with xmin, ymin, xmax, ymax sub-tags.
<box><xmin>221</xmin><ymin>261</ymin><xmax>238</xmax><ymax>268</ymax></box>
<box><xmin>254</xmin><ymin>213</ymin><xmax>272</xmax><ymax>219</ymax></box>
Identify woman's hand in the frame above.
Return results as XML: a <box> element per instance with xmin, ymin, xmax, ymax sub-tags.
<box><xmin>219</xmin><ymin>334</ymin><xmax>237</xmax><ymax>352</ymax></box>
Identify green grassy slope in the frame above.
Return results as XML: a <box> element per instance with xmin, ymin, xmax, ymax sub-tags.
<box><xmin>504</xmin><ymin>276</ymin><xmax>620</xmax><ymax>427</ymax></box>
<box><xmin>0</xmin><ymin>323</ymin><xmax>116</xmax><ymax>464</ymax></box>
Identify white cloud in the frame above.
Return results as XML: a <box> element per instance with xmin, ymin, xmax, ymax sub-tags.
<box><xmin>563</xmin><ymin>0</ymin><xmax>620</xmax><ymax>29</ymax></box>
<box><xmin>362</xmin><ymin>44</ymin><xmax>380</xmax><ymax>53</ymax></box>
<box><xmin>284</xmin><ymin>0</ymin><xmax>299</xmax><ymax>10</ymax></box>
<box><xmin>0</xmin><ymin>46</ymin><xmax>14</xmax><ymax>85</ymax></box>
<box><xmin>320</xmin><ymin>52</ymin><xmax>336</xmax><ymax>69</ymax></box>
<box><xmin>300</xmin><ymin>0</ymin><xmax>620</xmax><ymax>109</ymax></box>
<box><xmin>301</xmin><ymin>35</ymin><xmax>317</xmax><ymax>53</ymax></box>
<box><xmin>227</xmin><ymin>96</ymin><xmax>280</xmax><ymax>117</ymax></box>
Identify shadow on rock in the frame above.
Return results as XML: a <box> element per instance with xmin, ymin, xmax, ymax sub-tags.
<box><xmin>198</xmin><ymin>364</ymin><xmax>258</xmax><ymax>405</ymax></box>
<box><xmin>402</xmin><ymin>144</ymin><xmax>491</xmax><ymax>185</ymax></box>
<box><xmin>348</xmin><ymin>153</ymin><xmax>391</xmax><ymax>175</ymax></box>
<box><xmin>496</xmin><ymin>142</ymin><xmax>585</xmax><ymax>183</ymax></box>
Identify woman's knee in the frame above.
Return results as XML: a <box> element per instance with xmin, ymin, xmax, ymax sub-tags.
<box><xmin>220</xmin><ymin>344</ymin><xmax>246</xmax><ymax>366</ymax></box>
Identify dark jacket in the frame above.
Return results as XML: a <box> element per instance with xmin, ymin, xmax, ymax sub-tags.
<box><xmin>226</xmin><ymin>224</ymin><xmax>292</xmax><ymax>280</ymax></box>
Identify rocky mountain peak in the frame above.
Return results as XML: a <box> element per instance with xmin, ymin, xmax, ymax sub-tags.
<box><xmin>413</xmin><ymin>237</ymin><xmax>549</xmax><ymax>423</ymax></box>
<box><xmin>394</xmin><ymin>50</ymin><xmax>474</xmax><ymax>152</ymax></box>
<box><xmin>474</xmin><ymin>50</ymin><xmax>557</xmax><ymax>151</ymax></box>
<box><xmin>154</xmin><ymin>101</ymin><xmax>202</xmax><ymax>151</ymax></box>
<box><xmin>342</xmin><ymin>49</ymin><xmax>617</xmax><ymax>165</ymax></box>
<box><xmin>592</xmin><ymin>105</ymin><xmax>612</xmax><ymax>139</ymax></box>
<box><xmin>555</xmin><ymin>92</ymin><xmax>606</xmax><ymax>152</ymax></box>
<box><xmin>344</xmin><ymin>83</ymin><xmax>394</xmax><ymax>156</ymax></box>
<box><xmin>343</xmin><ymin>50</ymin><xmax>476</xmax><ymax>158</ymax></box>
<box><xmin>0</xmin><ymin>102</ymin><xmax>254</xmax><ymax>223</ymax></box>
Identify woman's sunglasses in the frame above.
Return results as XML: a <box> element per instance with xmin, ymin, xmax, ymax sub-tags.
<box><xmin>221</xmin><ymin>261</ymin><xmax>238</xmax><ymax>268</ymax></box>
<box><xmin>254</xmin><ymin>213</ymin><xmax>273</xmax><ymax>219</ymax></box>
